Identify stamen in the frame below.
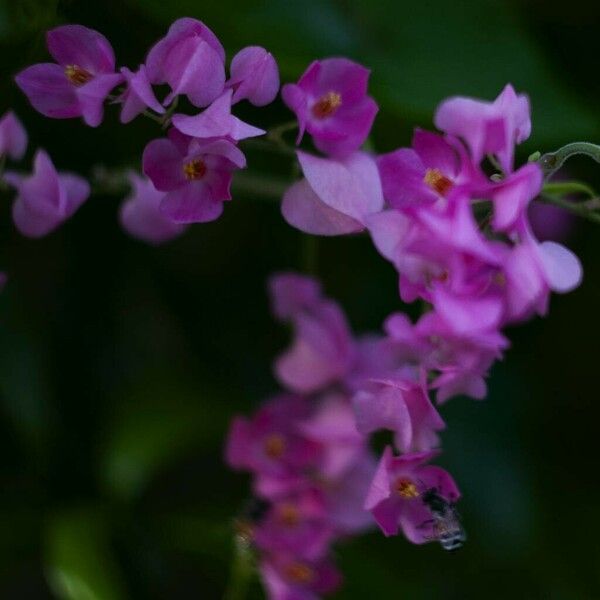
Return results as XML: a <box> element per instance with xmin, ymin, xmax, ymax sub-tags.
<box><xmin>183</xmin><ymin>159</ymin><xmax>207</xmax><ymax>180</ymax></box>
<box><xmin>312</xmin><ymin>91</ymin><xmax>342</xmax><ymax>119</ymax></box>
<box><xmin>423</xmin><ymin>168</ymin><xmax>453</xmax><ymax>196</ymax></box>
<box><xmin>64</xmin><ymin>65</ymin><xmax>93</xmax><ymax>86</ymax></box>
<box><xmin>277</xmin><ymin>503</ymin><xmax>301</xmax><ymax>527</ymax></box>
<box><xmin>285</xmin><ymin>561</ymin><xmax>314</xmax><ymax>585</ymax></box>
<box><xmin>264</xmin><ymin>433</ymin><xmax>286</xmax><ymax>459</ymax></box>
<box><xmin>394</xmin><ymin>477</ymin><xmax>420</xmax><ymax>499</ymax></box>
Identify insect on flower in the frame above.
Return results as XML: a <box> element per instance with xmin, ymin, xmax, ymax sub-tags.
<box><xmin>419</xmin><ymin>486</ymin><xmax>466</xmax><ymax>551</ymax></box>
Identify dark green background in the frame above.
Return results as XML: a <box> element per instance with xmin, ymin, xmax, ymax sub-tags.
<box><xmin>1</xmin><ymin>0</ymin><xmax>599</xmax><ymax>598</ymax></box>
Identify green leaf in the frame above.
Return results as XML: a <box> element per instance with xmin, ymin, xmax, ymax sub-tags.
<box><xmin>45</xmin><ymin>508</ymin><xmax>127</xmax><ymax>600</ymax></box>
<box><xmin>99</xmin><ymin>373</ymin><xmax>229</xmax><ymax>501</ymax></box>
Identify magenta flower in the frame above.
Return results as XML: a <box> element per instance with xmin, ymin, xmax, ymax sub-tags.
<box><xmin>260</xmin><ymin>553</ymin><xmax>342</xmax><ymax>600</ymax></box>
<box><xmin>119</xmin><ymin>172</ymin><xmax>187</xmax><ymax>244</ymax></box>
<box><xmin>171</xmin><ymin>90</ymin><xmax>265</xmax><ymax>141</ymax></box>
<box><xmin>282</xmin><ymin>58</ymin><xmax>378</xmax><ymax>157</ymax></box>
<box><xmin>118</xmin><ymin>65</ymin><xmax>165</xmax><ymax>124</ymax></box>
<box><xmin>253</xmin><ymin>490</ymin><xmax>335</xmax><ymax>560</ymax></box>
<box><xmin>353</xmin><ymin>377</ymin><xmax>445</xmax><ymax>453</ymax></box>
<box><xmin>0</xmin><ymin>273</ymin><xmax>7</xmax><ymax>292</ymax></box>
<box><xmin>227</xmin><ymin>46</ymin><xmax>280</xmax><ymax>106</ymax></box>
<box><xmin>269</xmin><ymin>273</ymin><xmax>355</xmax><ymax>394</ymax></box>
<box><xmin>0</xmin><ymin>111</ymin><xmax>27</xmax><ymax>160</ymax></box>
<box><xmin>364</xmin><ymin>446</ymin><xmax>460</xmax><ymax>541</ymax></box>
<box><xmin>225</xmin><ymin>395</ymin><xmax>320</xmax><ymax>498</ymax></box>
<box><xmin>434</xmin><ymin>84</ymin><xmax>531</xmax><ymax>173</ymax></box>
<box><xmin>145</xmin><ymin>17</ymin><xmax>225</xmax><ymax>108</ymax></box>
<box><xmin>4</xmin><ymin>149</ymin><xmax>89</xmax><ymax>238</ymax></box>
<box><xmin>142</xmin><ymin>130</ymin><xmax>246</xmax><ymax>223</ymax></box>
<box><xmin>15</xmin><ymin>25</ymin><xmax>123</xmax><ymax>127</ymax></box>
<box><xmin>282</xmin><ymin>150</ymin><xmax>384</xmax><ymax>235</ymax></box>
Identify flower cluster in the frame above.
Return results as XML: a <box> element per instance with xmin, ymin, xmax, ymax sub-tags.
<box><xmin>14</xmin><ymin>20</ymin><xmax>279</xmax><ymax>241</ymax></box>
<box><xmin>226</xmin><ymin>274</ymin><xmax>461</xmax><ymax>598</ymax></box>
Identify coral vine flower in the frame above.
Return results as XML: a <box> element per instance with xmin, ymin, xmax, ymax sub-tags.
<box><xmin>16</xmin><ymin>25</ymin><xmax>123</xmax><ymax>127</ymax></box>
<box><xmin>0</xmin><ymin>111</ymin><xmax>27</xmax><ymax>160</ymax></box>
<box><xmin>434</xmin><ymin>83</ymin><xmax>531</xmax><ymax>173</ymax></box>
<box><xmin>269</xmin><ymin>273</ymin><xmax>355</xmax><ymax>394</ymax></box>
<box><xmin>282</xmin><ymin>58</ymin><xmax>378</xmax><ymax>157</ymax></box>
<box><xmin>118</xmin><ymin>65</ymin><xmax>165</xmax><ymax>124</ymax></box>
<box><xmin>145</xmin><ymin>17</ymin><xmax>226</xmax><ymax>108</ymax></box>
<box><xmin>171</xmin><ymin>90</ymin><xmax>265</xmax><ymax>141</ymax></box>
<box><xmin>142</xmin><ymin>130</ymin><xmax>246</xmax><ymax>223</ymax></box>
<box><xmin>353</xmin><ymin>377</ymin><xmax>445</xmax><ymax>453</ymax></box>
<box><xmin>260</xmin><ymin>553</ymin><xmax>343</xmax><ymax>600</ymax></box>
<box><xmin>119</xmin><ymin>172</ymin><xmax>187</xmax><ymax>244</ymax></box>
<box><xmin>282</xmin><ymin>150</ymin><xmax>384</xmax><ymax>235</ymax></box>
<box><xmin>227</xmin><ymin>46</ymin><xmax>280</xmax><ymax>106</ymax></box>
<box><xmin>4</xmin><ymin>149</ymin><xmax>90</xmax><ymax>238</ymax></box>
<box><xmin>365</xmin><ymin>446</ymin><xmax>460</xmax><ymax>541</ymax></box>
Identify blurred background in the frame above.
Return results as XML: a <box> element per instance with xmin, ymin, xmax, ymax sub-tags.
<box><xmin>1</xmin><ymin>0</ymin><xmax>600</xmax><ymax>598</ymax></box>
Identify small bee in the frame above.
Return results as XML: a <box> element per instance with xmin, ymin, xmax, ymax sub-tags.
<box><xmin>420</xmin><ymin>487</ymin><xmax>466</xmax><ymax>551</ymax></box>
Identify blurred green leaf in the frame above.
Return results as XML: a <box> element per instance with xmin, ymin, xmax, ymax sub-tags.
<box><xmin>99</xmin><ymin>374</ymin><xmax>229</xmax><ymax>501</ymax></box>
<box><xmin>45</xmin><ymin>508</ymin><xmax>127</xmax><ymax>600</ymax></box>
<box><xmin>127</xmin><ymin>0</ymin><xmax>597</xmax><ymax>146</ymax></box>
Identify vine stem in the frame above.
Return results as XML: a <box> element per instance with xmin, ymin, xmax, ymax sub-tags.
<box><xmin>222</xmin><ymin>535</ymin><xmax>254</xmax><ymax>600</ymax></box>
<box><xmin>539</xmin><ymin>194</ymin><xmax>600</xmax><ymax>224</ymax></box>
<box><xmin>539</xmin><ymin>142</ymin><xmax>600</xmax><ymax>178</ymax></box>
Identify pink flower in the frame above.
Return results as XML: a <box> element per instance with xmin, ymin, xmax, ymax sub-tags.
<box><xmin>15</xmin><ymin>25</ymin><xmax>123</xmax><ymax>127</ymax></box>
<box><xmin>0</xmin><ymin>111</ymin><xmax>27</xmax><ymax>160</ymax></box>
<box><xmin>119</xmin><ymin>172</ymin><xmax>187</xmax><ymax>244</ymax></box>
<box><xmin>282</xmin><ymin>58</ymin><xmax>378</xmax><ymax>158</ymax></box>
<box><xmin>225</xmin><ymin>395</ymin><xmax>320</xmax><ymax>498</ymax></box>
<box><xmin>227</xmin><ymin>46</ymin><xmax>280</xmax><ymax>106</ymax></box>
<box><xmin>260</xmin><ymin>553</ymin><xmax>342</xmax><ymax>600</ymax></box>
<box><xmin>353</xmin><ymin>377</ymin><xmax>445</xmax><ymax>453</ymax></box>
<box><xmin>253</xmin><ymin>490</ymin><xmax>335</xmax><ymax>560</ymax></box>
<box><xmin>364</xmin><ymin>446</ymin><xmax>460</xmax><ymax>541</ymax></box>
<box><xmin>269</xmin><ymin>273</ymin><xmax>355</xmax><ymax>394</ymax></box>
<box><xmin>145</xmin><ymin>17</ymin><xmax>225</xmax><ymax>107</ymax></box>
<box><xmin>118</xmin><ymin>65</ymin><xmax>165</xmax><ymax>124</ymax></box>
<box><xmin>142</xmin><ymin>129</ymin><xmax>246</xmax><ymax>223</ymax></box>
<box><xmin>171</xmin><ymin>90</ymin><xmax>265</xmax><ymax>141</ymax></box>
<box><xmin>434</xmin><ymin>84</ymin><xmax>531</xmax><ymax>173</ymax></box>
<box><xmin>4</xmin><ymin>149</ymin><xmax>89</xmax><ymax>238</ymax></box>
<box><xmin>281</xmin><ymin>150</ymin><xmax>384</xmax><ymax>235</ymax></box>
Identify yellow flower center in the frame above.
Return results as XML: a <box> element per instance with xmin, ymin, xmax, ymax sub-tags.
<box><xmin>423</xmin><ymin>168</ymin><xmax>453</xmax><ymax>196</ymax></box>
<box><xmin>312</xmin><ymin>91</ymin><xmax>342</xmax><ymax>119</ymax></box>
<box><xmin>64</xmin><ymin>64</ymin><xmax>93</xmax><ymax>86</ymax></box>
<box><xmin>285</xmin><ymin>561</ymin><xmax>315</xmax><ymax>585</ymax></box>
<box><xmin>264</xmin><ymin>433</ymin><xmax>286</xmax><ymax>459</ymax></box>
<box><xmin>183</xmin><ymin>159</ymin><xmax>207</xmax><ymax>180</ymax></box>
<box><xmin>394</xmin><ymin>477</ymin><xmax>420</xmax><ymax>499</ymax></box>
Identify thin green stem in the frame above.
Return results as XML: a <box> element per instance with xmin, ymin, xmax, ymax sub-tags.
<box><xmin>232</xmin><ymin>172</ymin><xmax>289</xmax><ymax>200</ymax></box>
<box><xmin>539</xmin><ymin>193</ymin><xmax>600</xmax><ymax>225</ymax></box>
<box><xmin>542</xmin><ymin>180</ymin><xmax>597</xmax><ymax>198</ymax></box>
<box><xmin>241</xmin><ymin>138</ymin><xmax>297</xmax><ymax>158</ymax></box>
<box><xmin>223</xmin><ymin>535</ymin><xmax>254</xmax><ymax>600</ymax></box>
<box><xmin>539</xmin><ymin>142</ymin><xmax>600</xmax><ymax>178</ymax></box>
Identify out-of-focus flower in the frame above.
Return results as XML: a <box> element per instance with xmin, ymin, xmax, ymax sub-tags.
<box><xmin>364</xmin><ymin>446</ymin><xmax>460</xmax><ymax>541</ymax></box>
<box><xmin>145</xmin><ymin>17</ymin><xmax>225</xmax><ymax>108</ymax></box>
<box><xmin>15</xmin><ymin>25</ymin><xmax>123</xmax><ymax>127</ymax></box>
<box><xmin>228</xmin><ymin>46</ymin><xmax>280</xmax><ymax>106</ymax></box>
<box><xmin>282</xmin><ymin>150</ymin><xmax>384</xmax><ymax>235</ymax></box>
<box><xmin>4</xmin><ymin>149</ymin><xmax>89</xmax><ymax>237</ymax></box>
<box><xmin>0</xmin><ymin>111</ymin><xmax>27</xmax><ymax>160</ymax></box>
<box><xmin>282</xmin><ymin>58</ymin><xmax>378</xmax><ymax>158</ymax></box>
<box><xmin>171</xmin><ymin>90</ymin><xmax>265</xmax><ymax>141</ymax></box>
<box><xmin>269</xmin><ymin>273</ymin><xmax>355</xmax><ymax>394</ymax></box>
<box><xmin>260</xmin><ymin>553</ymin><xmax>343</xmax><ymax>600</ymax></box>
<box><xmin>142</xmin><ymin>130</ymin><xmax>246</xmax><ymax>223</ymax></box>
<box><xmin>119</xmin><ymin>171</ymin><xmax>187</xmax><ymax>244</ymax></box>
<box><xmin>118</xmin><ymin>65</ymin><xmax>165</xmax><ymax>124</ymax></box>
<box><xmin>0</xmin><ymin>273</ymin><xmax>7</xmax><ymax>292</ymax></box>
